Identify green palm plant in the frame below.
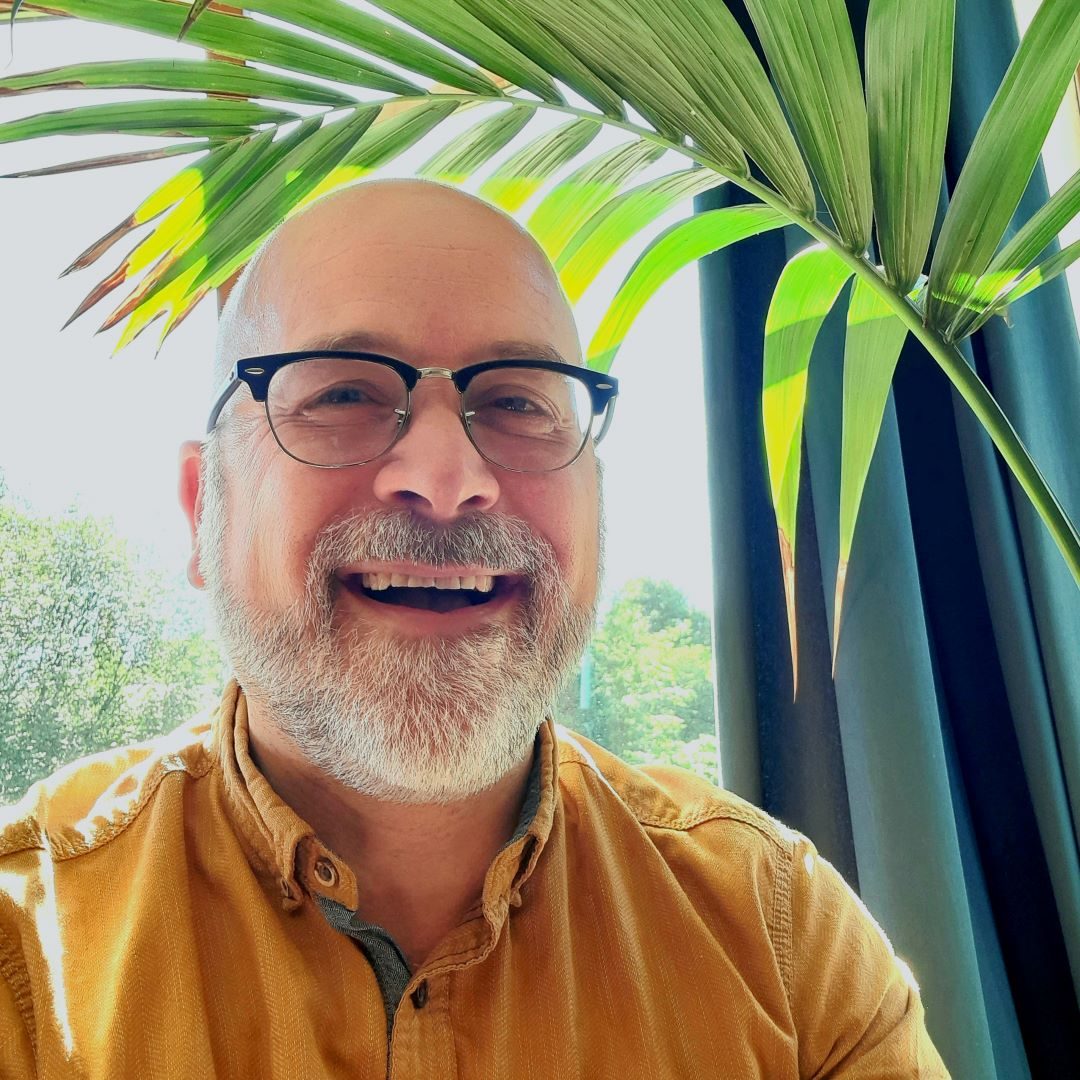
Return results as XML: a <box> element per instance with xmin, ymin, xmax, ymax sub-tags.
<box><xmin>2</xmin><ymin>0</ymin><xmax>1079</xmax><ymax>682</ymax></box>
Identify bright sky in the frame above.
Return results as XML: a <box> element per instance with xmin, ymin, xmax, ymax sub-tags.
<box><xmin>0</xmin><ymin>18</ymin><xmax>717</xmax><ymax>621</ymax></box>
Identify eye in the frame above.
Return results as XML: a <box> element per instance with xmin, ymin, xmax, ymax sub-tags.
<box><xmin>312</xmin><ymin>383</ymin><xmax>369</xmax><ymax>407</ymax></box>
<box><xmin>487</xmin><ymin>394</ymin><xmax>543</xmax><ymax>414</ymax></box>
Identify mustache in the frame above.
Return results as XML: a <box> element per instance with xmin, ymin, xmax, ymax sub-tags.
<box><xmin>307</xmin><ymin>507</ymin><xmax>559</xmax><ymax>581</ymax></box>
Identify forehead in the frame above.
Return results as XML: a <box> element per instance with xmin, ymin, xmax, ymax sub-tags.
<box><xmin>258</xmin><ymin>192</ymin><xmax>580</xmax><ymax>368</ymax></box>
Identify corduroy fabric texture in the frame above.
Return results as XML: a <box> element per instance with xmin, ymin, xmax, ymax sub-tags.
<box><xmin>0</xmin><ymin>682</ymin><xmax>948</xmax><ymax>1078</ymax></box>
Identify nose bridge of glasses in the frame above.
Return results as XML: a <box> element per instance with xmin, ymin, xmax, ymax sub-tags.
<box><xmin>414</xmin><ymin>366</ymin><xmax>457</xmax><ymax>382</ymax></box>
<box><xmin>400</xmin><ymin>365</ymin><xmax>471</xmax><ymax>440</ymax></box>
<box><xmin>405</xmin><ymin>366</ymin><xmax>471</xmax><ymax>424</ymax></box>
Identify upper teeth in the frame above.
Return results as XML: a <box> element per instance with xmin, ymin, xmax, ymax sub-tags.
<box><xmin>360</xmin><ymin>572</ymin><xmax>495</xmax><ymax>592</ymax></box>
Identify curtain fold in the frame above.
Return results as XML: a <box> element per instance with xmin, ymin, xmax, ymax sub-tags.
<box><xmin>696</xmin><ymin>1</ymin><xmax>1080</xmax><ymax>1074</ymax></box>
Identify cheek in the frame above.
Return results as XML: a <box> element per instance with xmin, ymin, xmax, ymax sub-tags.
<box><xmin>224</xmin><ymin>459</ymin><xmax>344</xmax><ymax>609</ymax></box>
<box><xmin>528</xmin><ymin>471</ymin><xmax>599</xmax><ymax>602</ymax></box>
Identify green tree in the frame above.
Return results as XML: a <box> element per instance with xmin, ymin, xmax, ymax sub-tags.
<box><xmin>559</xmin><ymin>579</ymin><xmax>719</xmax><ymax>786</ymax></box>
<box><xmin>0</xmin><ymin>481</ymin><xmax>222</xmax><ymax>803</ymax></box>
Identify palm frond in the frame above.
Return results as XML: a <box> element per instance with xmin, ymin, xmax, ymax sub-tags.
<box><xmin>3</xmin><ymin>0</ymin><xmax>1080</xmax><ymax>678</ymax></box>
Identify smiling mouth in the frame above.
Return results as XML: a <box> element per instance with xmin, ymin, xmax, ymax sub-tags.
<box><xmin>342</xmin><ymin>572</ymin><xmax>508</xmax><ymax>613</ymax></box>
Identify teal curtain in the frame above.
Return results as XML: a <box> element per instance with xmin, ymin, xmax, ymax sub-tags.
<box><xmin>697</xmin><ymin>1</ymin><xmax>1080</xmax><ymax>1076</ymax></box>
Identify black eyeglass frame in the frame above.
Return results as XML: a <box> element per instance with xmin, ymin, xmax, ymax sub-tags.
<box><xmin>206</xmin><ymin>350</ymin><xmax>620</xmax><ymax>473</ymax></box>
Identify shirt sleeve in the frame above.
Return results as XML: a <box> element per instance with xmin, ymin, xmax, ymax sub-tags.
<box><xmin>785</xmin><ymin>835</ymin><xmax>951</xmax><ymax>1079</ymax></box>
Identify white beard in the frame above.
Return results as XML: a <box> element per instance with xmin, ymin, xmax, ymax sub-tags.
<box><xmin>198</xmin><ymin>445</ymin><xmax>598</xmax><ymax>803</ymax></box>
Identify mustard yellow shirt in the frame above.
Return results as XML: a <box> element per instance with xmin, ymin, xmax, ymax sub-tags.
<box><xmin>0</xmin><ymin>682</ymin><xmax>949</xmax><ymax>1078</ymax></box>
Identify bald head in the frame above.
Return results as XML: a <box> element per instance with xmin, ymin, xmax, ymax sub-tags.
<box><xmin>215</xmin><ymin>179</ymin><xmax>579</xmax><ymax>391</ymax></box>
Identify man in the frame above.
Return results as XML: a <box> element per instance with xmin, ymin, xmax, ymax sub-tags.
<box><xmin>0</xmin><ymin>180</ymin><xmax>948</xmax><ymax>1078</ymax></box>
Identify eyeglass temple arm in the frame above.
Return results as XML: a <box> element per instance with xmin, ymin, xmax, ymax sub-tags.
<box><xmin>205</xmin><ymin>374</ymin><xmax>243</xmax><ymax>435</ymax></box>
<box><xmin>593</xmin><ymin>395</ymin><xmax>617</xmax><ymax>444</ymax></box>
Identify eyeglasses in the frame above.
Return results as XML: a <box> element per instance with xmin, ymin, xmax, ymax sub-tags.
<box><xmin>206</xmin><ymin>351</ymin><xmax>619</xmax><ymax>474</ymax></box>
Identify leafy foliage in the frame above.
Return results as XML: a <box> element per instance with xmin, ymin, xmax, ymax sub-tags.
<box><xmin>0</xmin><ymin>482</ymin><xmax>222</xmax><ymax>803</ymax></box>
<box><xmin>558</xmin><ymin>579</ymin><xmax>718</xmax><ymax>786</ymax></box>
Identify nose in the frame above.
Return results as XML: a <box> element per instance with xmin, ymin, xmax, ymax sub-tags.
<box><xmin>370</xmin><ymin>381</ymin><xmax>501</xmax><ymax>522</ymax></box>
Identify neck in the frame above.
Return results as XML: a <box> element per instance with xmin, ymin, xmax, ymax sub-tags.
<box><xmin>246</xmin><ymin>702</ymin><xmax>537</xmax><ymax>967</ymax></box>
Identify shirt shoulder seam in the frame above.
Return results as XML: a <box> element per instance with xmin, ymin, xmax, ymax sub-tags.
<box><xmin>773</xmin><ymin>823</ymin><xmax>795</xmax><ymax>1005</ymax></box>
<box><xmin>556</xmin><ymin>748</ymin><xmax>791</xmax><ymax>855</ymax></box>
<box><xmin>1</xmin><ymin>744</ymin><xmax>216</xmax><ymax>864</ymax></box>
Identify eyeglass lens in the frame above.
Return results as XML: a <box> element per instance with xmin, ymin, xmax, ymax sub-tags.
<box><xmin>264</xmin><ymin>357</ymin><xmax>594</xmax><ymax>472</ymax></box>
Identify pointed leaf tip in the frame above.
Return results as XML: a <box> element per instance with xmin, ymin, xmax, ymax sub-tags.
<box><xmin>61</xmin><ymin>212</ymin><xmax>139</xmax><ymax>277</ymax></box>
<box><xmin>178</xmin><ymin>0</ymin><xmax>216</xmax><ymax>42</ymax></box>
<box><xmin>778</xmin><ymin>528</ymin><xmax>799</xmax><ymax>699</ymax></box>
<box><xmin>832</xmin><ymin>560</ymin><xmax>848</xmax><ymax>678</ymax></box>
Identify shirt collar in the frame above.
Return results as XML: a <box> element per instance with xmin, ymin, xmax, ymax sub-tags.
<box><xmin>213</xmin><ymin>680</ymin><xmax>559</xmax><ymax>915</ymax></box>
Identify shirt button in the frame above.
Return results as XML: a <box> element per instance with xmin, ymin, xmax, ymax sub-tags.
<box><xmin>313</xmin><ymin>857</ymin><xmax>339</xmax><ymax>888</ymax></box>
<box><xmin>410</xmin><ymin>981</ymin><xmax>429</xmax><ymax>1009</ymax></box>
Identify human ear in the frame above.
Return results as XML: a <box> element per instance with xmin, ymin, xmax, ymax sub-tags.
<box><xmin>178</xmin><ymin>440</ymin><xmax>207</xmax><ymax>589</ymax></box>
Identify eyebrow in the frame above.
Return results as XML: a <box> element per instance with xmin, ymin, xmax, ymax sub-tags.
<box><xmin>295</xmin><ymin>331</ymin><xmax>571</xmax><ymax>366</ymax></box>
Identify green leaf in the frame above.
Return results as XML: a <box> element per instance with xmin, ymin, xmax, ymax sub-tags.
<box><xmin>122</xmin><ymin>101</ymin><xmax>459</xmax><ymax>346</ymax></box>
<box><xmin>340</xmin><ymin>100</ymin><xmax>460</xmax><ymax>171</ymax></box>
<box><xmin>528</xmin><ymin>139</ymin><xmax>666</xmax><ymax>262</ymax></box>
<box><xmin>512</xmin><ymin>0</ymin><xmax>745</xmax><ymax>173</ymax></box>
<box><xmin>93</xmin><ymin>119</ymin><xmax>326</xmax><ymax>329</ymax></box>
<box><xmin>761</xmin><ymin>244</ymin><xmax>853</xmax><ymax>688</ymax></box>
<box><xmin>928</xmin><ymin>0</ymin><xmax>1080</xmax><ymax>334</ymax></box>
<box><xmin>40</xmin><ymin>0</ymin><xmax>423</xmax><ymax>94</ymax></box>
<box><xmin>987</xmin><ymin>236</ymin><xmax>1080</xmax><ymax>315</ymax></box>
<box><xmin>368</xmin><ymin>0</ymin><xmax>563</xmax><ymax>104</ymax></box>
<box><xmin>673</xmin><ymin>0</ymin><xmax>815</xmax><ymax>210</ymax></box>
<box><xmin>0</xmin><ymin>58</ymin><xmax>357</xmax><ymax>106</ymax></box>
<box><xmin>557</xmin><ymin>168</ymin><xmax>726</xmax><ymax>304</ymax></box>
<box><xmin>418</xmin><ymin>105</ymin><xmax>534</xmax><ymax>184</ymax></box>
<box><xmin>65</xmin><ymin>132</ymin><xmax>275</xmax><ymax>322</ymax></box>
<box><xmin>0</xmin><ymin>141</ymin><xmax>210</xmax><ymax>178</ymax></box>
<box><xmin>563</xmin><ymin>0</ymin><xmax>814</xmax><ymax>209</ymax></box>
<box><xmin>0</xmin><ymin>98</ymin><xmax>297</xmax><ymax>144</ymax></box>
<box><xmin>478</xmin><ymin>118</ymin><xmax>601</xmax><ymax>212</ymax></box>
<box><xmin>742</xmin><ymin>0</ymin><xmax>873</xmax><ymax>253</ymax></box>
<box><xmin>240</xmin><ymin>0</ymin><xmax>500</xmax><ymax>97</ymax></box>
<box><xmin>952</xmin><ymin>166</ymin><xmax>1080</xmax><ymax>338</ymax></box>
<box><xmin>455</xmin><ymin>0</ymin><xmax>625</xmax><ymax>117</ymax></box>
<box><xmin>835</xmin><ymin>276</ymin><xmax>910</xmax><ymax>664</ymax></box>
<box><xmin>866</xmin><ymin>0</ymin><xmax>955</xmax><ymax>293</ymax></box>
<box><xmin>60</xmin><ymin>137</ymin><xmax>242</xmax><ymax>276</ymax></box>
<box><xmin>112</xmin><ymin>109</ymin><xmax>381</xmax><ymax>336</ymax></box>
<box><xmin>588</xmin><ymin>203</ymin><xmax>788</xmax><ymax>373</ymax></box>
<box><xmin>297</xmin><ymin>98</ymin><xmax>461</xmax><ymax>207</ymax></box>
